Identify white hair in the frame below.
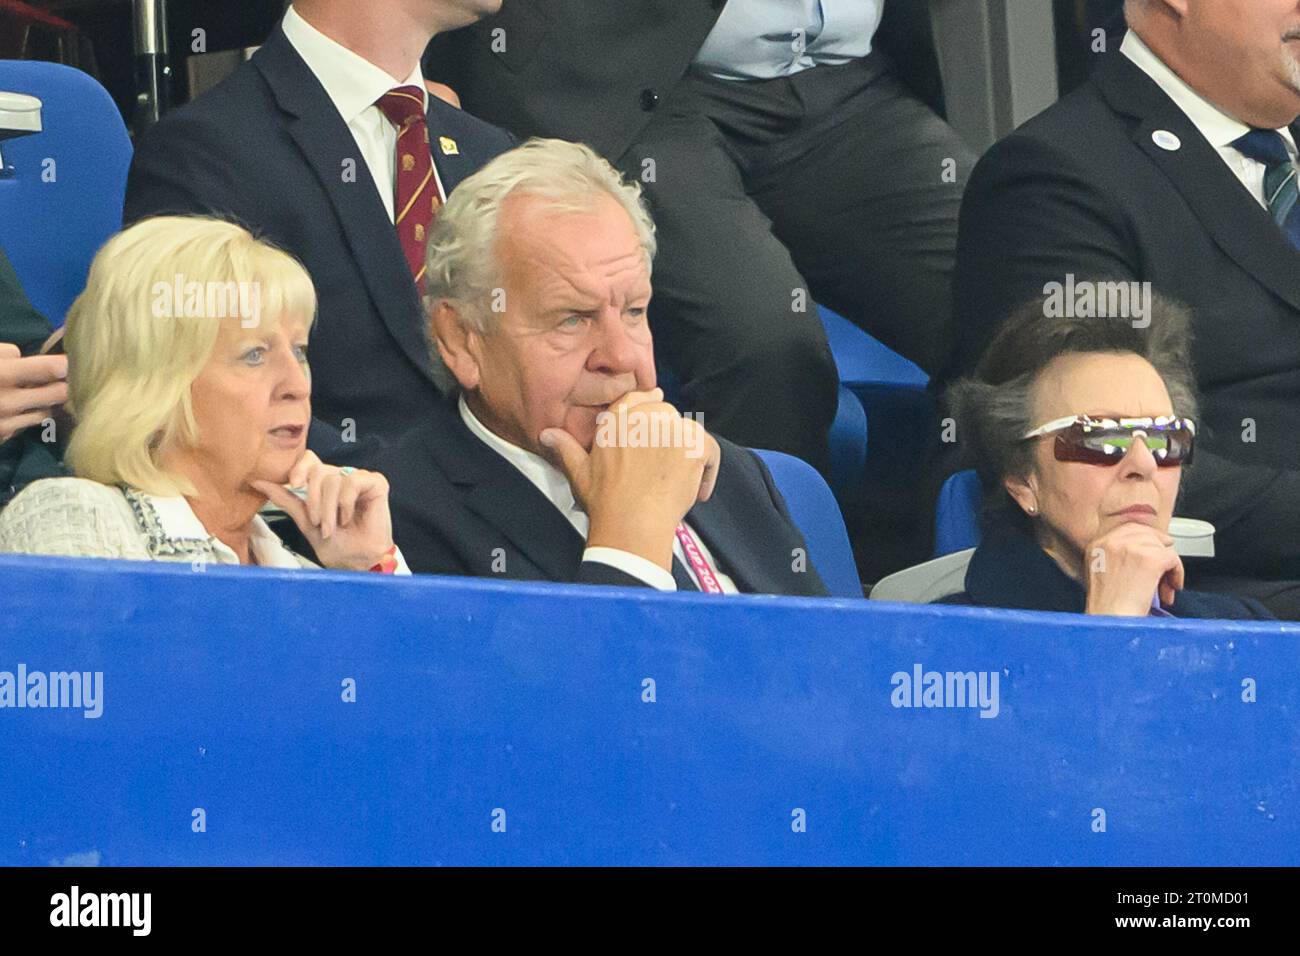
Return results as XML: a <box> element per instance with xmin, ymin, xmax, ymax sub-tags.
<box><xmin>422</xmin><ymin>137</ymin><xmax>657</xmax><ymax>390</ymax></box>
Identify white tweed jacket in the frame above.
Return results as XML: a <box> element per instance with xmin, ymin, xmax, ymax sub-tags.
<box><xmin>0</xmin><ymin>477</ymin><xmax>316</xmax><ymax>568</ymax></box>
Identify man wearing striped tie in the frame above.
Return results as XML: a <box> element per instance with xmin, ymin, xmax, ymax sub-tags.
<box><xmin>376</xmin><ymin>139</ymin><xmax>829</xmax><ymax>597</ymax></box>
<box><xmin>126</xmin><ymin>0</ymin><xmax>515</xmax><ymax>465</ymax></box>
<box><xmin>946</xmin><ymin>0</ymin><xmax>1300</xmax><ymax>618</ymax></box>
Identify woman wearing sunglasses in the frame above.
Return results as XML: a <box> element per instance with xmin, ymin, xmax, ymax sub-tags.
<box><xmin>942</xmin><ymin>293</ymin><xmax>1271</xmax><ymax>618</ymax></box>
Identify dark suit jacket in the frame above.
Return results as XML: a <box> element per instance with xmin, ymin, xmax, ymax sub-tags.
<box><xmin>940</xmin><ymin>522</ymin><xmax>1273</xmax><ymax>620</ymax></box>
<box><xmin>378</xmin><ymin>396</ymin><xmax>829</xmax><ymax>596</ymax></box>
<box><xmin>947</xmin><ymin>48</ymin><xmax>1300</xmax><ymax>582</ymax></box>
<box><xmin>423</xmin><ymin>1</ymin><xmax>940</xmax><ymax>165</ymax></box>
<box><xmin>423</xmin><ymin>0</ymin><xmax>725</xmax><ymax>163</ymax></box>
<box><xmin>124</xmin><ymin>24</ymin><xmax>515</xmax><ymax>462</ymax></box>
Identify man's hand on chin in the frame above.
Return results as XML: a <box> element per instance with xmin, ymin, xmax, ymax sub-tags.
<box><xmin>538</xmin><ymin>388</ymin><xmax>720</xmax><ymax>571</ymax></box>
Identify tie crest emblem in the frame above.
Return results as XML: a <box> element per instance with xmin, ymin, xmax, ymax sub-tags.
<box><xmin>376</xmin><ymin>85</ymin><xmax>441</xmax><ymax>288</ymax></box>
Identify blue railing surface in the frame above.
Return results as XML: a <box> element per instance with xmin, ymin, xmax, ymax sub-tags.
<box><xmin>1</xmin><ymin>554</ymin><xmax>1295</xmax><ymax>866</ymax></box>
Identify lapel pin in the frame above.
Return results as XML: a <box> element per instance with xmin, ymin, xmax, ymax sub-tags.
<box><xmin>439</xmin><ymin>136</ymin><xmax>460</xmax><ymax>156</ymax></box>
<box><xmin>1152</xmin><ymin>130</ymin><xmax>1181</xmax><ymax>151</ymax></box>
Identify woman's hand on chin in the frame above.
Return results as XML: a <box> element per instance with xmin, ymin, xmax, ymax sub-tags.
<box><xmin>1082</xmin><ymin>522</ymin><xmax>1185</xmax><ymax>616</ymax></box>
<box><xmin>251</xmin><ymin>450</ymin><xmax>396</xmax><ymax>571</ymax></box>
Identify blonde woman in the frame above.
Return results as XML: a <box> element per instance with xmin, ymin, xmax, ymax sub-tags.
<box><xmin>0</xmin><ymin>216</ymin><xmax>405</xmax><ymax>573</ymax></box>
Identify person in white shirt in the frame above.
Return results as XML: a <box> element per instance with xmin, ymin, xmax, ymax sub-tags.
<box><xmin>377</xmin><ymin>139</ymin><xmax>829</xmax><ymax>596</ymax></box>
<box><xmin>279</xmin><ymin>2</ymin><xmax>452</xmax><ymax>223</ymax></box>
<box><xmin>0</xmin><ymin>216</ymin><xmax>407</xmax><ymax>575</ymax></box>
<box><xmin>948</xmin><ymin>0</ymin><xmax>1300</xmax><ymax>618</ymax></box>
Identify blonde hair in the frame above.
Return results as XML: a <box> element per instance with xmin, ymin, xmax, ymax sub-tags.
<box><xmin>64</xmin><ymin>216</ymin><xmax>317</xmax><ymax>495</ymax></box>
<box><xmin>423</xmin><ymin>138</ymin><xmax>657</xmax><ymax>390</ymax></box>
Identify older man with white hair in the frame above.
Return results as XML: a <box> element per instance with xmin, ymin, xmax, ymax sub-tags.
<box><xmin>378</xmin><ymin>138</ymin><xmax>829</xmax><ymax>595</ymax></box>
<box><xmin>946</xmin><ymin>0</ymin><xmax>1300</xmax><ymax>618</ymax></box>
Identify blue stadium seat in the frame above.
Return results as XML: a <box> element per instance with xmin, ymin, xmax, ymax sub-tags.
<box><xmin>657</xmin><ymin>363</ymin><xmax>868</xmax><ymax>501</ymax></box>
<box><xmin>0</xmin><ymin>60</ymin><xmax>132</xmax><ymax>326</ymax></box>
<box><xmin>933</xmin><ymin>468</ymin><xmax>982</xmax><ymax>557</ymax></box>
<box><xmin>753</xmin><ymin>448</ymin><xmax>861</xmax><ymax>598</ymax></box>
<box><xmin>818</xmin><ymin>304</ymin><xmax>928</xmax><ymax>394</ymax></box>
<box><xmin>818</xmin><ymin>305</ymin><xmax>932</xmax><ymax>487</ymax></box>
<box><xmin>825</xmin><ymin>381</ymin><xmax>867</xmax><ymax>496</ymax></box>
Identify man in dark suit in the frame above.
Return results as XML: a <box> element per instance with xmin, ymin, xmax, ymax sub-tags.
<box><xmin>947</xmin><ymin>0</ymin><xmax>1300</xmax><ymax>616</ymax></box>
<box><xmin>125</xmin><ymin>0</ymin><xmax>515</xmax><ymax>463</ymax></box>
<box><xmin>379</xmin><ymin>138</ymin><xmax>827</xmax><ymax>596</ymax></box>
<box><xmin>425</xmin><ymin>0</ymin><xmax>972</xmax><ymax>475</ymax></box>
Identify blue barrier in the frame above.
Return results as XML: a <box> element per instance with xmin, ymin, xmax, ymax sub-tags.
<box><xmin>1</xmin><ymin>553</ymin><xmax>1296</xmax><ymax>866</ymax></box>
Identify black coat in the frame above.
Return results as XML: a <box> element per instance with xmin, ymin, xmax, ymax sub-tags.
<box><xmin>378</xmin><ymin>396</ymin><xmax>829</xmax><ymax>596</ymax></box>
<box><xmin>124</xmin><ymin>25</ymin><xmax>516</xmax><ymax>461</ymax></box>
<box><xmin>947</xmin><ymin>48</ymin><xmax>1300</xmax><ymax>583</ymax></box>
<box><xmin>423</xmin><ymin>0</ymin><xmax>727</xmax><ymax>164</ymax></box>
<box><xmin>941</xmin><ymin>522</ymin><xmax>1274</xmax><ymax>620</ymax></box>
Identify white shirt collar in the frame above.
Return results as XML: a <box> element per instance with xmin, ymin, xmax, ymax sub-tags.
<box><xmin>1121</xmin><ymin>29</ymin><xmax>1292</xmax><ymax>151</ymax></box>
<box><xmin>281</xmin><ymin>4</ymin><xmax>428</xmax><ymax>126</ymax></box>
<box><xmin>126</xmin><ymin>488</ymin><xmax>303</xmax><ymax>568</ymax></box>
<box><xmin>458</xmin><ymin>395</ymin><xmax>583</xmax><ymax>517</ymax></box>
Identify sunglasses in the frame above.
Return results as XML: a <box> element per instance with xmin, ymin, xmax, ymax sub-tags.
<box><xmin>1021</xmin><ymin>414</ymin><xmax>1195</xmax><ymax>467</ymax></box>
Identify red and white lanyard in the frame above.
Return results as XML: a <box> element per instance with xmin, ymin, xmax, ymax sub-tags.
<box><xmin>674</xmin><ymin>523</ymin><xmax>725</xmax><ymax>594</ymax></box>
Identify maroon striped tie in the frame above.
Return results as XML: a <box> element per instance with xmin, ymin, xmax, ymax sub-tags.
<box><xmin>375</xmin><ymin>85</ymin><xmax>442</xmax><ymax>288</ymax></box>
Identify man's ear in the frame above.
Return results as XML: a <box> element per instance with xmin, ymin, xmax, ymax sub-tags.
<box><xmin>1003</xmin><ymin>471</ymin><xmax>1040</xmax><ymax>517</ymax></box>
<box><xmin>430</xmin><ymin>300</ymin><xmax>482</xmax><ymax>391</ymax></box>
<box><xmin>1136</xmin><ymin>0</ymin><xmax>1188</xmax><ymax>22</ymax></box>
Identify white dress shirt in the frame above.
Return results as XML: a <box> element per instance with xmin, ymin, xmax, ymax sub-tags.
<box><xmin>281</xmin><ymin>4</ymin><xmax>446</xmax><ymax>221</ymax></box>
<box><xmin>1122</xmin><ymin>29</ymin><xmax>1297</xmax><ymax>209</ymax></box>
<box><xmin>695</xmin><ymin>0</ymin><xmax>883</xmax><ymax>81</ymax></box>
<box><xmin>458</xmin><ymin>396</ymin><xmax>739</xmax><ymax>593</ymax></box>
